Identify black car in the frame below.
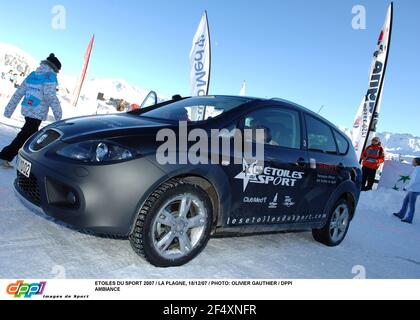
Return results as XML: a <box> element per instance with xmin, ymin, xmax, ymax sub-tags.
<box><xmin>14</xmin><ymin>96</ymin><xmax>362</xmax><ymax>267</ymax></box>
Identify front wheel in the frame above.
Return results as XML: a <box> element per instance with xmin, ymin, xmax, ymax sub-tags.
<box><xmin>129</xmin><ymin>179</ymin><xmax>213</xmax><ymax>267</ymax></box>
<box><xmin>312</xmin><ymin>199</ymin><xmax>351</xmax><ymax>246</ymax></box>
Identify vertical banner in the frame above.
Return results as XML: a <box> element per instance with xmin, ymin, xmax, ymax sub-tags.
<box><xmin>352</xmin><ymin>3</ymin><xmax>393</xmax><ymax>160</ymax></box>
<box><xmin>240</xmin><ymin>81</ymin><xmax>246</xmax><ymax>96</ymax></box>
<box><xmin>72</xmin><ymin>35</ymin><xmax>95</xmax><ymax>107</ymax></box>
<box><xmin>190</xmin><ymin>11</ymin><xmax>211</xmax><ymax>120</ymax></box>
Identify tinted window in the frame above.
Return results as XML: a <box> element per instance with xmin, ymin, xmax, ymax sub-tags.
<box><xmin>333</xmin><ymin>130</ymin><xmax>349</xmax><ymax>155</ymax></box>
<box><xmin>140</xmin><ymin>91</ymin><xmax>158</xmax><ymax>109</ymax></box>
<box><xmin>243</xmin><ymin>108</ymin><xmax>301</xmax><ymax>149</ymax></box>
<box><xmin>139</xmin><ymin>96</ymin><xmax>251</xmax><ymax>122</ymax></box>
<box><xmin>305</xmin><ymin>115</ymin><xmax>337</xmax><ymax>154</ymax></box>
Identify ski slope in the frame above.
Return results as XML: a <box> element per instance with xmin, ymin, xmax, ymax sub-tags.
<box><xmin>1</xmin><ymin>116</ymin><xmax>420</xmax><ymax>279</ymax></box>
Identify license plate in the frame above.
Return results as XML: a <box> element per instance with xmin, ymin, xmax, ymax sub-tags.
<box><xmin>17</xmin><ymin>155</ymin><xmax>31</xmax><ymax>178</ymax></box>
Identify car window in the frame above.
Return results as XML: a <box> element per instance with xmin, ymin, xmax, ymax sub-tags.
<box><xmin>140</xmin><ymin>91</ymin><xmax>158</xmax><ymax>109</ymax></box>
<box><xmin>305</xmin><ymin>115</ymin><xmax>337</xmax><ymax>154</ymax></box>
<box><xmin>333</xmin><ymin>130</ymin><xmax>349</xmax><ymax>155</ymax></box>
<box><xmin>242</xmin><ymin>108</ymin><xmax>301</xmax><ymax>149</ymax></box>
<box><xmin>138</xmin><ymin>96</ymin><xmax>251</xmax><ymax>122</ymax></box>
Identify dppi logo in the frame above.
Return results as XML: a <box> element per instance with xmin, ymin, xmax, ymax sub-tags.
<box><xmin>6</xmin><ymin>280</ymin><xmax>46</xmax><ymax>298</ymax></box>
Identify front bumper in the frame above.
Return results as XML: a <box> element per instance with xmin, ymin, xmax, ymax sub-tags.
<box><xmin>14</xmin><ymin>150</ymin><xmax>167</xmax><ymax>236</ymax></box>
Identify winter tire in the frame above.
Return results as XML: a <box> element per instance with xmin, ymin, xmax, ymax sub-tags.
<box><xmin>312</xmin><ymin>198</ymin><xmax>351</xmax><ymax>247</ymax></box>
<box><xmin>129</xmin><ymin>178</ymin><xmax>213</xmax><ymax>267</ymax></box>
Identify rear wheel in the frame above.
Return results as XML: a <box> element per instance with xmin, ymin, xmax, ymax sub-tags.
<box><xmin>312</xmin><ymin>199</ymin><xmax>351</xmax><ymax>246</ymax></box>
<box><xmin>129</xmin><ymin>179</ymin><xmax>213</xmax><ymax>267</ymax></box>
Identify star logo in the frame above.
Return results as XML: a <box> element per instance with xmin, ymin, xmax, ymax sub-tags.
<box><xmin>398</xmin><ymin>176</ymin><xmax>411</xmax><ymax>184</ymax></box>
<box><xmin>234</xmin><ymin>159</ymin><xmax>262</xmax><ymax>192</ymax></box>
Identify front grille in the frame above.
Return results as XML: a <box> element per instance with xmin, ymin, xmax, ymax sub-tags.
<box><xmin>30</xmin><ymin>129</ymin><xmax>61</xmax><ymax>152</ymax></box>
<box><xmin>17</xmin><ymin>172</ymin><xmax>41</xmax><ymax>206</ymax></box>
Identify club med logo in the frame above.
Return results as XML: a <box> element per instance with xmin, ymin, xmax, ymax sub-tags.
<box><xmin>6</xmin><ymin>280</ymin><xmax>46</xmax><ymax>298</ymax></box>
<box><xmin>192</xmin><ymin>35</ymin><xmax>208</xmax><ymax>97</ymax></box>
<box><xmin>244</xmin><ymin>196</ymin><xmax>267</xmax><ymax>204</ymax></box>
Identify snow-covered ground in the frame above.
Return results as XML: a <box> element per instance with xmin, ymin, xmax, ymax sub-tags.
<box><xmin>1</xmin><ymin>42</ymin><xmax>420</xmax><ymax>279</ymax></box>
<box><xmin>1</xmin><ymin>119</ymin><xmax>420</xmax><ymax>279</ymax></box>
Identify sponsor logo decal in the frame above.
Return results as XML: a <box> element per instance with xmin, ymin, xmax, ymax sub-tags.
<box><xmin>6</xmin><ymin>280</ymin><xmax>46</xmax><ymax>298</ymax></box>
<box><xmin>235</xmin><ymin>159</ymin><xmax>305</xmax><ymax>192</ymax></box>
<box><xmin>283</xmin><ymin>196</ymin><xmax>295</xmax><ymax>208</ymax></box>
<box><xmin>268</xmin><ymin>193</ymin><xmax>278</xmax><ymax>209</ymax></box>
<box><xmin>243</xmin><ymin>196</ymin><xmax>267</xmax><ymax>204</ymax></box>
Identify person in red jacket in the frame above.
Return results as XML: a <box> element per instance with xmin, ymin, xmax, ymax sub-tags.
<box><xmin>361</xmin><ymin>137</ymin><xmax>385</xmax><ymax>191</ymax></box>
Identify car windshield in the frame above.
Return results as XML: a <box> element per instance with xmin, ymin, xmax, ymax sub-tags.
<box><xmin>138</xmin><ymin>96</ymin><xmax>251</xmax><ymax>122</ymax></box>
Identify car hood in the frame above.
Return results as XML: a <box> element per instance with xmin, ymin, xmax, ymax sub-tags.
<box><xmin>50</xmin><ymin>114</ymin><xmax>171</xmax><ymax>141</ymax></box>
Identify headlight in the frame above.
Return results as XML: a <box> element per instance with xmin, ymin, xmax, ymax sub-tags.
<box><xmin>96</xmin><ymin>143</ymin><xmax>109</xmax><ymax>161</ymax></box>
<box><xmin>57</xmin><ymin>141</ymin><xmax>134</xmax><ymax>163</ymax></box>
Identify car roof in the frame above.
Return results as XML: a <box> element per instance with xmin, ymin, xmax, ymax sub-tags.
<box><xmin>202</xmin><ymin>96</ymin><xmax>321</xmax><ymax>121</ymax></box>
<box><xmin>192</xmin><ymin>95</ymin><xmax>265</xmax><ymax>102</ymax></box>
<box><xmin>189</xmin><ymin>96</ymin><xmax>348</xmax><ymax>139</ymax></box>
<box><xmin>270</xmin><ymin>98</ymin><xmax>346</xmax><ymax>136</ymax></box>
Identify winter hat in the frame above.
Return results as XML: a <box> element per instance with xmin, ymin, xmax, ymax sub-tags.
<box><xmin>43</xmin><ymin>53</ymin><xmax>62</xmax><ymax>73</ymax></box>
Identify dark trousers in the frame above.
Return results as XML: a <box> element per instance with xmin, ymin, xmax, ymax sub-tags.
<box><xmin>362</xmin><ymin>166</ymin><xmax>377</xmax><ymax>191</ymax></box>
<box><xmin>0</xmin><ymin>117</ymin><xmax>41</xmax><ymax>162</ymax></box>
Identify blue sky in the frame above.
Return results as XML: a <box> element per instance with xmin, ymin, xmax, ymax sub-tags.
<box><xmin>0</xmin><ymin>0</ymin><xmax>419</xmax><ymax>135</ymax></box>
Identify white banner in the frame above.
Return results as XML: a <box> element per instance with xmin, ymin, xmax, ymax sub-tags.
<box><xmin>190</xmin><ymin>11</ymin><xmax>211</xmax><ymax>98</ymax></box>
<box><xmin>352</xmin><ymin>3</ymin><xmax>393</xmax><ymax>160</ymax></box>
<box><xmin>378</xmin><ymin>160</ymin><xmax>414</xmax><ymax>190</ymax></box>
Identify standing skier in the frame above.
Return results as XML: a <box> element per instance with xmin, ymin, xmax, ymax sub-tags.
<box><xmin>0</xmin><ymin>53</ymin><xmax>62</xmax><ymax>168</ymax></box>
<box><xmin>360</xmin><ymin>137</ymin><xmax>385</xmax><ymax>191</ymax></box>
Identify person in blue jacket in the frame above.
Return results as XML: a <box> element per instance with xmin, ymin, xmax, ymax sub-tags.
<box><xmin>0</xmin><ymin>54</ymin><xmax>62</xmax><ymax>168</ymax></box>
<box><xmin>394</xmin><ymin>157</ymin><xmax>420</xmax><ymax>224</ymax></box>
